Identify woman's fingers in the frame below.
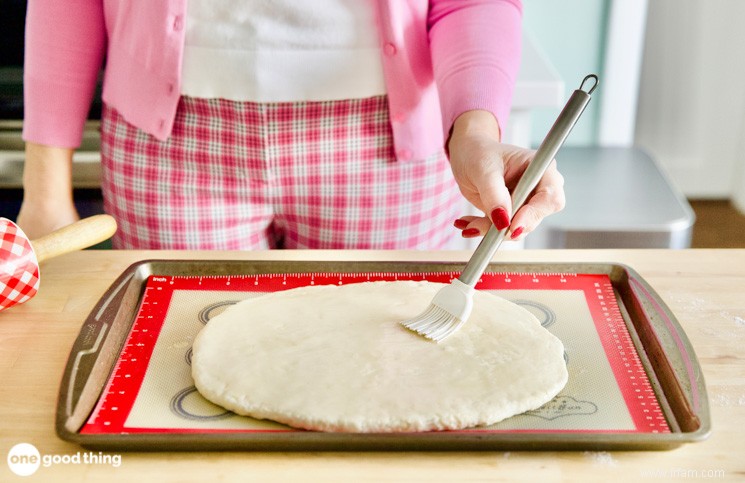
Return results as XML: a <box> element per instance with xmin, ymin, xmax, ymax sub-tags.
<box><xmin>454</xmin><ymin>162</ymin><xmax>565</xmax><ymax>240</ymax></box>
<box><xmin>453</xmin><ymin>216</ymin><xmax>492</xmax><ymax>238</ymax></box>
<box><xmin>508</xmin><ymin>165</ymin><xmax>566</xmax><ymax>240</ymax></box>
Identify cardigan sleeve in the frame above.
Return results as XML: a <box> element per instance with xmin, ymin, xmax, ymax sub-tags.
<box><xmin>428</xmin><ymin>0</ymin><xmax>523</xmax><ymax>140</ymax></box>
<box><xmin>22</xmin><ymin>0</ymin><xmax>107</xmax><ymax>148</ymax></box>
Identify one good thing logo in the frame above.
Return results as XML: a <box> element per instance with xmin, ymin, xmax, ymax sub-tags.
<box><xmin>7</xmin><ymin>443</ymin><xmax>122</xmax><ymax>477</ymax></box>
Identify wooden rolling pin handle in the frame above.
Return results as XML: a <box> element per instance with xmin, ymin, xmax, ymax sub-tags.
<box><xmin>30</xmin><ymin>215</ymin><xmax>118</xmax><ymax>264</ymax></box>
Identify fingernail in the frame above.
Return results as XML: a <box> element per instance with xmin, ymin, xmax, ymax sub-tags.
<box><xmin>510</xmin><ymin>226</ymin><xmax>524</xmax><ymax>239</ymax></box>
<box><xmin>462</xmin><ymin>228</ymin><xmax>480</xmax><ymax>238</ymax></box>
<box><xmin>453</xmin><ymin>218</ymin><xmax>469</xmax><ymax>230</ymax></box>
<box><xmin>491</xmin><ymin>208</ymin><xmax>510</xmax><ymax>230</ymax></box>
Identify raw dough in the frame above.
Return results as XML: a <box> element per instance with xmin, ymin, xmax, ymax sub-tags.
<box><xmin>191</xmin><ymin>280</ymin><xmax>568</xmax><ymax>432</ymax></box>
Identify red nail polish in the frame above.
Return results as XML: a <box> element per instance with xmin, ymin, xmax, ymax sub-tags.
<box><xmin>491</xmin><ymin>208</ymin><xmax>510</xmax><ymax>230</ymax></box>
<box><xmin>462</xmin><ymin>228</ymin><xmax>480</xmax><ymax>238</ymax></box>
<box><xmin>453</xmin><ymin>219</ymin><xmax>469</xmax><ymax>230</ymax></box>
<box><xmin>510</xmin><ymin>226</ymin><xmax>524</xmax><ymax>239</ymax></box>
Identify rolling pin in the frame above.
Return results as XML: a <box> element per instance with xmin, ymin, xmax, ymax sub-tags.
<box><xmin>0</xmin><ymin>215</ymin><xmax>117</xmax><ymax>311</ymax></box>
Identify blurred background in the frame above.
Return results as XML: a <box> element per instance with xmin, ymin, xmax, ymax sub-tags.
<box><xmin>1</xmin><ymin>0</ymin><xmax>744</xmax><ymax>248</ymax></box>
<box><xmin>517</xmin><ymin>0</ymin><xmax>745</xmax><ymax>248</ymax></box>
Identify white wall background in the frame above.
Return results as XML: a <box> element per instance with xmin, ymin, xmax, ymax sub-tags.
<box><xmin>634</xmin><ymin>0</ymin><xmax>745</xmax><ymax>210</ymax></box>
<box><xmin>526</xmin><ymin>0</ymin><xmax>745</xmax><ymax>212</ymax></box>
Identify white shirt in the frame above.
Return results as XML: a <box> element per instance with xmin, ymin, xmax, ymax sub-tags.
<box><xmin>181</xmin><ymin>0</ymin><xmax>387</xmax><ymax>102</ymax></box>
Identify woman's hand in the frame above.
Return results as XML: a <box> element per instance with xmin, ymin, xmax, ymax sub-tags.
<box><xmin>447</xmin><ymin>110</ymin><xmax>565</xmax><ymax>241</ymax></box>
<box><xmin>16</xmin><ymin>142</ymin><xmax>80</xmax><ymax>240</ymax></box>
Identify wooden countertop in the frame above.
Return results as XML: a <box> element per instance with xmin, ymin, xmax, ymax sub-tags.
<box><xmin>1</xmin><ymin>249</ymin><xmax>743</xmax><ymax>481</ymax></box>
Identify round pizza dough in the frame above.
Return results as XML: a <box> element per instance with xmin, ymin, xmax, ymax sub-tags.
<box><xmin>191</xmin><ymin>280</ymin><xmax>568</xmax><ymax>432</ymax></box>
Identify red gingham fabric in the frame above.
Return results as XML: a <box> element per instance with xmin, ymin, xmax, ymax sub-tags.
<box><xmin>0</xmin><ymin>218</ymin><xmax>40</xmax><ymax>310</ymax></box>
<box><xmin>100</xmin><ymin>96</ymin><xmax>463</xmax><ymax>250</ymax></box>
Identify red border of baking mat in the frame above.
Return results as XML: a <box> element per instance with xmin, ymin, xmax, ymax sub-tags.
<box><xmin>81</xmin><ymin>272</ymin><xmax>670</xmax><ymax>435</ymax></box>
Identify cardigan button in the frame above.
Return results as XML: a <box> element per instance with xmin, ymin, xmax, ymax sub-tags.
<box><xmin>383</xmin><ymin>42</ymin><xmax>397</xmax><ymax>56</ymax></box>
<box><xmin>173</xmin><ymin>15</ymin><xmax>184</xmax><ymax>32</ymax></box>
<box><xmin>391</xmin><ymin>112</ymin><xmax>406</xmax><ymax>123</ymax></box>
<box><xmin>398</xmin><ymin>149</ymin><xmax>412</xmax><ymax>160</ymax></box>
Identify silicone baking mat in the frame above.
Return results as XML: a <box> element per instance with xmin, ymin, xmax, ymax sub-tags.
<box><xmin>80</xmin><ymin>271</ymin><xmax>670</xmax><ymax>436</ymax></box>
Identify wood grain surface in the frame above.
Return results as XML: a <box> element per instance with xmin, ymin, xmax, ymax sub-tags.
<box><xmin>1</xmin><ymin>249</ymin><xmax>743</xmax><ymax>482</ymax></box>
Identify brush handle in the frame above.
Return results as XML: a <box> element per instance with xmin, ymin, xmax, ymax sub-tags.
<box><xmin>459</xmin><ymin>75</ymin><xmax>598</xmax><ymax>287</ymax></box>
<box><xmin>31</xmin><ymin>215</ymin><xmax>118</xmax><ymax>263</ymax></box>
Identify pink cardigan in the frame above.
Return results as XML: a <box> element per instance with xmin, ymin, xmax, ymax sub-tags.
<box><xmin>23</xmin><ymin>0</ymin><xmax>522</xmax><ymax>161</ymax></box>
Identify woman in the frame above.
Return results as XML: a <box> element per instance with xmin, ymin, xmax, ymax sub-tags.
<box><xmin>19</xmin><ymin>0</ymin><xmax>564</xmax><ymax>249</ymax></box>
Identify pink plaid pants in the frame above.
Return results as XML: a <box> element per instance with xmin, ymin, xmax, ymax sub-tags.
<box><xmin>100</xmin><ymin>96</ymin><xmax>462</xmax><ymax>249</ymax></box>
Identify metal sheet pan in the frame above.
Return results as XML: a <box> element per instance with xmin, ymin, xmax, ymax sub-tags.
<box><xmin>55</xmin><ymin>259</ymin><xmax>711</xmax><ymax>451</ymax></box>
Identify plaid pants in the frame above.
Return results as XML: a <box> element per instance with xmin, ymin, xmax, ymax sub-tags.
<box><xmin>100</xmin><ymin>96</ymin><xmax>462</xmax><ymax>249</ymax></box>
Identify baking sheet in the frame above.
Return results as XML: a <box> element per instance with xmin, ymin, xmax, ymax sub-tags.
<box><xmin>56</xmin><ymin>260</ymin><xmax>710</xmax><ymax>450</ymax></box>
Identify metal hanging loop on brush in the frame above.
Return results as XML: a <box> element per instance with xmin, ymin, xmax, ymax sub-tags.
<box><xmin>458</xmin><ymin>74</ymin><xmax>598</xmax><ymax>286</ymax></box>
